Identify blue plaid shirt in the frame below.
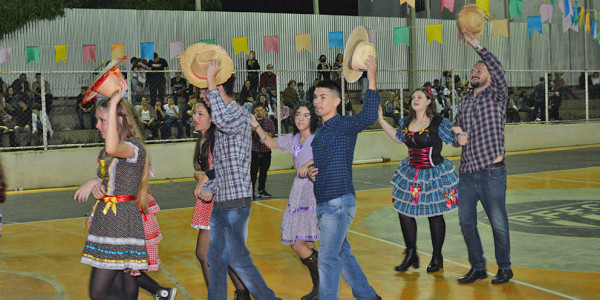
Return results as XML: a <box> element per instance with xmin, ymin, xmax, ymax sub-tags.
<box><xmin>312</xmin><ymin>89</ymin><xmax>380</xmax><ymax>203</ymax></box>
<box><xmin>452</xmin><ymin>47</ymin><xmax>508</xmax><ymax>173</ymax></box>
<box><xmin>202</xmin><ymin>89</ymin><xmax>253</xmax><ymax>208</ymax></box>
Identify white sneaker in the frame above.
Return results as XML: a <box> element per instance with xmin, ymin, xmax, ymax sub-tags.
<box><xmin>155</xmin><ymin>287</ymin><xmax>177</xmax><ymax>300</ymax></box>
<box><xmin>535</xmin><ymin>118</ymin><xmax>541</xmax><ymax>122</ymax></box>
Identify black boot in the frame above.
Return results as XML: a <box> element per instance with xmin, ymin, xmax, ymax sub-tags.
<box><xmin>300</xmin><ymin>249</ymin><xmax>319</xmax><ymax>300</ymax></box>
<box><xmin>395</xmin><ymin>248</ymin><xmax>419</xmax><ymax>272</ymax></box>
<box><xmin>233</xmin><ymin>289</ymin><xmax>251</xmax><ymax>300</ymax></box>
<box><xmin>427</xmin><ymin>251</ymin><xmax>443</xmax><ymax>273</ymax></box>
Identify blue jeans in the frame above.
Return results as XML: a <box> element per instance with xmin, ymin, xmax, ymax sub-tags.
<box><xmin>317</xmin><ymin>193</ymin><xmax>377</xmax><ymax>300</ymax></box>
<box><xmin>208</xmin><ymin>206</ymin><xmax>279</xmax><ymax>300</ymax></box>
<box><xmin>164</xmin><ymin>118</ymin><xmax>183</xmax><ymax>138</ymax></box>
<box><xmin>458</xmin><ymin>164</ymin><xmax>511</xmax><ymax>270</ymax></box>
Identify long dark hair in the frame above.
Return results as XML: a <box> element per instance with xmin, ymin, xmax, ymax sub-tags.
<box><xmin>193</xmin><ymin>101</ymin><xmax>216</xmax><ymax>172</ymax></box>
<box><xmin>291</xmin><ymin>101</ymin><xmax>319</xmax><ymax>135</ymax></box>
<box><xmin>404</xmin><ymin>88</ymin><xmax>439</xmax><ymax>127</ymax></box>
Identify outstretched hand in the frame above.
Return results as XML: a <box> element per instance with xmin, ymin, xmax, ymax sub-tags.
<box><xmin>462</xmin><ymin>30</ymin><xmax>480</xmax><ymax>49</ymax></box>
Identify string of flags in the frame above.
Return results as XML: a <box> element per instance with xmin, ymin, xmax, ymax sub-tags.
<box><xmin>1</xmin><ymin>0</ymin><xmax>599</xmax><ymax>64</ymax></box>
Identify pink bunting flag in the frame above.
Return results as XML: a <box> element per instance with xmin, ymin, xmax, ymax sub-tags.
<box><xmin>0</xmin><ymin>47</ymin><xmax>11</xmax><ymax>64</ymax></box>
<box><xmin>263</xmin><ymin>36</ymin><xmax>279</xmax><ymax>54</ymax></box>
<box><xmin>540</xmin><ymin>4</ymin><xmax>553</xmax><ymax>23</ymax></box>
<box><xmin>441</xmin><ymin>0</ymin><xmax>455</xmax><ymax>12</ymax></box>
<box><xmin>82</xmin><ymin>44</ymin><xmax>96</xmax><ymax>63</ymax></box>
<box><xmin>170</xmin><ymin>41</ymin><xmax>184</xmax><ymax>59</ymax></box>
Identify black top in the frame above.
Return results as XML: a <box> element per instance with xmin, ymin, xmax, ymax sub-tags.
<box><xmin>402</xmin><ymin>115</ymin><xmax>444</xmax><ymax>166</ymax></box>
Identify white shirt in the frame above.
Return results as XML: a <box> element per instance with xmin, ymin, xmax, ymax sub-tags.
<box><xmin>163</xmin><ymin>104</ymin><xmax>179</xmax><ymax>118</ymax></box>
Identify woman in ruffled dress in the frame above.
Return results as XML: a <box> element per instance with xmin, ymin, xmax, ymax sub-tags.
<box><xmin>191</xmin><ymin>96</ymin><xmax>250</xmax><ymax>300</ymax></box>
<box><xmin>74</xmin><ymin>81</ymin><xmax>175</xmax><ymax>299</ymax></box>
<box><xmin>378</xmin><ymin>88</ymin><xmax>459</xmax><ymax>274</ymax></box>
<box><xmin>250</xmin><ymin>101</ymin><xmax>320</xmax><ymax>300</ymax></box>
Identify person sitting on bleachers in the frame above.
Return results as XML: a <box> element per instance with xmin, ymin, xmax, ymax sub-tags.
<box><xmin>171</xmin><ymin>71</ymin><xmax>188</xmax><ymax>103</ymax></box>
<box><xmin>137</xmin><ymin>97</ymin><xmax>159</xmax><ymax>140</ymax></box>
<box><xmin>32</xmin><ymin>73</ymin><xmax>53</xmax><ymax>114</ymax></box>
<box><xmin>31</xmin><ymin>103</ymin><xmax>53</xmax><ymax>145</ymax></box>
<box><xmin>10</xmin><ymin>74</ymin><xmax>30</xmax><ymax>98</ymax></box>
<box><xmin>163</xmin><ymin>96</ymin><xmax>184</xmax><ymax>139</ymax></box>
<box><xmin>181</xmin><ymin>95</ymin><xmax>196</xmax><ymax>138</ymax></box>
<box><xmin>0</xmin><ymin>102</ymin><xmax>16</xmax><ymax>147</ymax></box>
<box><xmin>13</xmin><ymin>98</ymin><xmax>33</xmax><ymax>146</ymax></box>
<box><xmin>506</xmin><ymin>90</ymin><xmax>521</xmax><ymax>123</ymax></box>
<box><xmin>76</xmin><ymin>86</ymin><xmax>96</xmax><ymax>129</ymax></box>
<box><xmin>154</xmin><ymin>100</ymin><xmax>166</xmax><ymax>139</ymax></box>
<box><xmin>283</xmin><ymin>80</ymin><xmax>298</xmax><ymax>109</ymax></box>
<box><xmin>238</xmin><ymin>80</ymin><xmax>256</xmax><ymax>112</ymax></box>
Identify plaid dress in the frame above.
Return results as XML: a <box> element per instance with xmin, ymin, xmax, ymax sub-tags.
<box><xmin>391</xmin><ymin>116</ymin><xmax>459</xmax><ymax>217</ymax></box>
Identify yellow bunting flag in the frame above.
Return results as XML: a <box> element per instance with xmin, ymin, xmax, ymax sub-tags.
<box><xmin>54</xmin><ymin>45</ymin><xmax>67</xmax><ymax>63</ymax></box>
<box><xmin>426</xmin><ymin>24</ymin><xmax>443</xmax><ymax>44</ymax></box>
<box><xmin>232</xmin><ymin>37</ymin><xmax>249</xmax><ymax>55</ymax></box>
<box><xmin>111</xmin><ymin>43</ymin><xmax>125</xmax><ymax>60</ymax></box>
<box><xmin>400</xmin><ymin>0</ymin><xmax>415</xmax><ymax>7</ymax></box>
<box><xmin>296</xmin><ymin>33</ymin><xmax>311</xmax><ymax>53</ymax></box>
<box><xmin>492</xmin><ymin>19</ymin><xmax>509</xmax><ymax>38</ymax></box>
<box><xmin>579</xmin><ymin>7</ymin><xmax>585</xmax><ymax>28</ymax></box>
<box><xmin>476</xmin><ymin>0</ymin><xmax>490</xmax><ymax>16</ymax></box>
<box><xmin>585</xmin><ymin>12</ymin><xmax>591</xmax><ymax>33</ymax></box>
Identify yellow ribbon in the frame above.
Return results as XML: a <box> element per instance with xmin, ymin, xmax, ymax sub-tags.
<box><xmin>98</xmin><ymin>159</ymin><xmax>106</xmax><ymax>177</ymax></box>
<box><xmin>92</xmin><ymin>197</ymin><xmax>119</xmax><ymax>216</ymax></box>
<box><xmin>102</xmin><ymin>196</ymin><xmax>118</xmax><ymax>215</ymax></box>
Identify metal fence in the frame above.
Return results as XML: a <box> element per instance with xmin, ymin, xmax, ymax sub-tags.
<box><xmin>1</xmin><ymin>68</ymin><xmax>598</xmax><ymax>151</ymax></box>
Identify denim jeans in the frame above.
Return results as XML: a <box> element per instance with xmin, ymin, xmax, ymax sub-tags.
<box><xmin>207</xmin><ymin>206</ymin><xmax>279</xmax><ymax>300</ymax></box>
<box><xmin>317</xmin><ymin>193</ymin><xmax>377</xmax><ymax>300</ymax></box>
<box><xmin>458</xmin><ymin>164</ymin><xmax>511</xmax><ymax>270</ymax></box>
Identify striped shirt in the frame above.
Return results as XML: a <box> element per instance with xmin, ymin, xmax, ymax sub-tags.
<box><xmin>312</xmin><ymin>89</ymin><xmax>380</xmax><ymax>203</ymax></box>
<box><xmin>202</xmin><ymin>89</ymin><xmax>253</xmax><ymax>208</ymax></box>
<box><xmin>452</xmin><ymin>47</ymin><xmax>508</xmax><ymax>173</ymax></box>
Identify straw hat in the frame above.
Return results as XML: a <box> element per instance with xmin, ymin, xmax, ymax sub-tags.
<box><xmin>457</xmin><ymin>4</ymin><xmax>489</xmax><ymax>38</ymax></box>
<box><xmin>83</xmin><ymin>56</ymin><xmax>128</xmax><ymax>104</ymax></box>
<box><xmin>178</xmin><ymin>43</ymin><xmax>235</xmax><ymax>89</ymax></box>
<box><xmin>343</xmin><ymin>26</ymin><xmax>377</xmax><ymax>83</ymax></box>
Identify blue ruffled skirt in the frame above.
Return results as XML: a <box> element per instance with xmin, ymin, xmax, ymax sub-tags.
<box><xmin>391</xmin><ymin>158</ymin><xmax>459</xmax><ymax>217</ymax></box>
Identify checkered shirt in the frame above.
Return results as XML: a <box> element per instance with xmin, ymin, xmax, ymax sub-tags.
<box><xmin>252</xmin><ymin>117</ymin><xmax>275</xmax><ymax>153</ymax></box>
<box><xmin>312</xmin><ymin>89</ymin><xmax>380</xmax><ymax>203</ymax></box>
<box><xmin>202</xmin><ymin>90</ymin><xmax>253</xmax><ymax>207</ymax></box>
<box><xmin>452</xmin><ymin>47</ymin><xmax>508</xmax><ymax>173</ymax></box>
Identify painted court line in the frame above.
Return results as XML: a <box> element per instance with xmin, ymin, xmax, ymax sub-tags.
<box><xmin>253</xmin><ymin>199</ymin><xmax>581</xmax><ymax>300</ymax></box>
<box><xmin>0</xmin><ymin>270</ymin><xmax>66</xmax><ymax>300</ymax></box>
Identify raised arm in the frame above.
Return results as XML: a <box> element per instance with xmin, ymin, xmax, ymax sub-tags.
<box><xmin>377</xmin><ymin>105</ymin><xmax>402</xmax><ymax>144</ymax></box>
<box><xmin>206</xmin><ymin>60</ymin><xmax>249</xmax><ymax>134</ymax></box>
<box><xmin>465</xmin><ymin>33</ymin><xmax>507</xmax><ymax>103</ymax></box>
<box><xmin>104</xmin><ymin>80</ymin><xmax>136</xmax><ymax>159</ymax></box>
<box><xmin>250</xmin><ymin>114</ymin><xmax>278</xmax><ymax>149</ymax></box>
<box><xmin>343</xmin><ymin>55</ymin><xmax>380</xmax><ymax>135</ymax></box>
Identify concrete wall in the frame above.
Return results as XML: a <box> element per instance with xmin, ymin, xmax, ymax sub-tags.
<box><xmin>2</xmin><ymin>122</ymin><xmax>599</xmax><ymax>190</ymax></box>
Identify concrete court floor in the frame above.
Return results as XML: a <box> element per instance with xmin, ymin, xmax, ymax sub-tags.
<box><xmin>0</xmin><ymin>145</ymin><xmax>599</xmax><ymax>299</ymax></box>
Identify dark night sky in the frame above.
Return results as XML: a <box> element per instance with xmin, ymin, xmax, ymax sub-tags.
<box><xmin>220</xmin><ymin>0</ymin><xmax>358</xmax><ymax>15</ymax></box>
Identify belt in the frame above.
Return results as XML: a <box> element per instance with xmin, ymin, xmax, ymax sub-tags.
<box><xmin>488</xmin><ymin>161</ymin><xmax>504</xmax><ymax>168</ymax></box>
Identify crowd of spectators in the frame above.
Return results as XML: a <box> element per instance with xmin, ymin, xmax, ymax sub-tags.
<box><xmin>0</xmin><ymin>50</ymin><xmax>594</xmax><ymax>148</ymax></box>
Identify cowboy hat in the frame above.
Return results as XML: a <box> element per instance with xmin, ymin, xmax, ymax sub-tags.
<box><xmin>178</xmin><ymin>43</ymin><xmax>235</xmax><ymax>89</ymax></box>
<box><xmin>343</xmin><ymin>26</ymin><xmax>377</xmax><ymax>83</ymax></box>
<box><xmin>83</xmin><ymin>56</ymin><xmax>128</xmax><ymax>104</ymax></box>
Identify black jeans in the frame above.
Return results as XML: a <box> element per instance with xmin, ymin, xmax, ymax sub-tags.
<box><xmin>251</xmin><ymin>151</ymin><xmax>271</xmax><ymax>193</ymax></box>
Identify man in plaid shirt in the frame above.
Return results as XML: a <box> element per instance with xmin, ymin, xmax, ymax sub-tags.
<box><xmin>452</xmin><ymin>32</ymin><xmax>512</xmax><ymax>285</ymax></box>
<box><xmin>200</xmin><ymin>60</ymin><xmax>280</xmax><ymax>300</ymax></box>
<box><xmin>308</xmin><ymin>54</ymin><xmax>381</xmax><ymax>300</ymax></box>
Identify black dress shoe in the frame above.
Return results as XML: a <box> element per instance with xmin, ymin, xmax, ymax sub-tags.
<box><xmin>491</xmin><ymin>269</ymin><xmax>513</xmax><ymax>285</ymax></box>
<box><xmin>458</xmin><ymin>269</ymin><xmax>488</xmax><ymax>284</ymax></box>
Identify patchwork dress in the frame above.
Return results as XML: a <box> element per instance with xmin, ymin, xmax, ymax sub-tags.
<box><xmin>278</xmin><ymin>133</ymin><xmax>320</xmax><ymax>245</ymax></box>
<box><xmin>191</xmin><ymin>145</ymin><xmax>214</xmax><ymax>230</ymax></box>
<box><xmin>392</xmin><ymin>116</ymin><xmax>459</xmax><ymax>217</ymax></box>
<box><xmin>81</xmin><ymin>137</ymin><xmax>149</xmax><ymax>272</ymax></box>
